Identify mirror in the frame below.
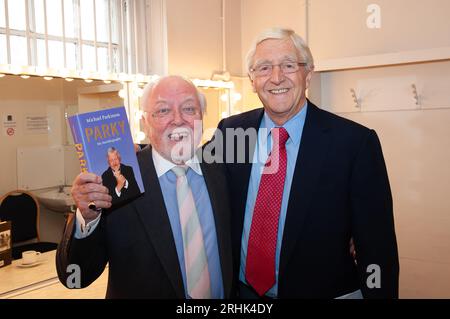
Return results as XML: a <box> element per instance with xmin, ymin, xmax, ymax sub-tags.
<box><xmin>0</xmin><ymin>73</ymin><xmax>230</xmax><ymax>247</ymax></box>
<box><xmin>0</xmin><ymin>74</ymin><xmax>124</xmax><ymax>237</ymax></box>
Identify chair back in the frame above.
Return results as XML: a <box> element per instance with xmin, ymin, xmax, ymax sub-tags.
<box><xmin>0</xmin><ymin>190</ymin><xmax>40</xmax><ymax>243</ymax></box>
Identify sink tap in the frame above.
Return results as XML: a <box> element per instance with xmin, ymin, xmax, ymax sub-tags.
<box><xmin>58</xmin><ymin>185</ymin><xmax>65</xmax><ymax>193</ymax></box>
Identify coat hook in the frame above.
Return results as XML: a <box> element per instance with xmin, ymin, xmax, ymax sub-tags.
<box><xmin>350</xmin><ymin>88</ymin><xmax>360</xmax><ymax>108</ymax></box>
<box><xmin>412</xmin><ymin>84</ymin><xmax>419</xmax><ymax>106</ymax></box>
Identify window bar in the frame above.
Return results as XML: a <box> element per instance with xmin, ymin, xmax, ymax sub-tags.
<box><xmin>4</xmin><ymin>0</ymin><xmax>11</xmax><ymax>64</ymax></box>
<box><xmin>107</xmin><ymin>0</ymin><xmax>113</xmax><ymax>72</ymax></box>
<box><xmin>128</xmin><ymin>0</ymin><xmax>135</xmax><ymax>74</ymax></box>
<box><xmin>61</xmin><ymin>0</ymin><xmax>66</xmax><ymax>68</ymax></box>
<box><xmin>24</xmin><ymin>0</ymin><xmax>31</xmax><ymax>66</ymax></box>
<box><xmin>76</xmin><ymin>0</ymin><xmax>83</xmax><ymax>69</ymax></box>
<box><xmin>118</xmin><ymin>0</ymin><xmax>125</xmax><ymax>73</ymax></box>
<box><xmin>93</xmin><ymin>0</ymin><xmax>98</xmax><ymax>71</ymax></box>
<box><xmin>28</xmin><ymin>0</ymin><xmax>37</xmax><ymax>67</ymax></box>
<box><xmin>125</xmin><ymin>0</ymin><xmax>132</xmax><ymax>74</ymax></box>
<box><xmin>133</xmin><ymin>0</ymin><xmax>139</xmax><ymax>74</ymax></box>
<box><xmin>43</xmin><ymin>0</ymin><xmax>49</xmax><ymax>68</ymax></box>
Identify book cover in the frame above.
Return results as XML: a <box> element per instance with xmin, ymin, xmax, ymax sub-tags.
<box><xmin>68</xmin><ymin>106</ymin><xmax>144</xmax><ymax>208</ymax></box>
<box><xmin>0</xmin><ymin>221</ymin><xmax>12</xmax><ymax>268</ymax></box>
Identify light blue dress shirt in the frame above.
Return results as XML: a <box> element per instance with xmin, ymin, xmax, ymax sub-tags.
<box><xmin>239</xmin><ymin>102</ymin><xmax>308</xmax><ymax>297</ymax></box>
<box><xmin>153</xmin><ymin>150</ymin><xmax>224</xmax><ymax>299</ymax></box>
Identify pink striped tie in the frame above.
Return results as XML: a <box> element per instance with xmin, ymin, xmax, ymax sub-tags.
<box><xmin>172</xmin><ymin>166</ymin><xmax>211</xmax><ymax>299</ymax></box>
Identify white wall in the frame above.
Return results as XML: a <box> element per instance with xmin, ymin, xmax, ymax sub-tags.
<box><xmin>166</xmin><ymin>0</ymin><xmax>223</xmax><ymax>78</ymax></box>
<box><xmin>164</xmin><ymin>0</ymin><xmax>309</xmax><ymax>78</ymax></box>
<box><xmin>308</xmin><ymin>0</ymin><xmax>450</xmax><ymax>62</ymax></box>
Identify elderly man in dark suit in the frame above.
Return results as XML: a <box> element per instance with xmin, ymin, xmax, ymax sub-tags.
<box><xmin>101</xmin><ymin>147</ymin><xmax>140</xmax><ymax>206</ymax></box>
<box><xmin>212</xmin><ymin>27</ymin><xmax>399</xmax><ymax>299</ymax></box>
<box><xmin>56</xmin><ymin>76</ymin><xmax>233</xmax><ymax>299</ymax></box>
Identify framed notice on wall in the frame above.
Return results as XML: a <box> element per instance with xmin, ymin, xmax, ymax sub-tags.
<box><xmin>24</xmin><ymin>115</ymin><xmax>49</xmax><ymax>135</ymax></box>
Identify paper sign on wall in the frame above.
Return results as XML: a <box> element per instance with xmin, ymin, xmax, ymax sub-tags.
<box><xmin>2</xmin><ymin>114</ymin><xmax>17</xmax><ymax>137</ymax></box>
<box><xmin>25</xmin><ymin>115</ymin><xmax>49</xmax><ymax>134</ymax></box>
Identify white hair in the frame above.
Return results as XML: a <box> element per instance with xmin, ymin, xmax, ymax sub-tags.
<box><xmin>140</xmin><ymin>75</ymin><xmax>207</xmax><ymax>114</ymax></box>
<box><xmin>245</xmin><ymin>27</ymin><xmax>314</xmax><ymax>74</ymax></box>
<box><xmin>106</xmin><ymin>146</ymin><xmax>121</xmax><ymax>160</ymax></box>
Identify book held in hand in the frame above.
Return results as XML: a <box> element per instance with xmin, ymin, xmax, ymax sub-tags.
<box><xmin>0</xmin><ymin>220</ymin><xmax>12</xmax><ymax>268</ymax></box>
<box><xmin>68</xmin><ymin>106</ymin><xmax>144</xmax><ymax>208</ymax></box>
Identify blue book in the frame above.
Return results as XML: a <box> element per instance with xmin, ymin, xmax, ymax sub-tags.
<box><xmin>68</xmin><ymin>106</ymin><xmax>144</xmax><ymax>207</ymax></box>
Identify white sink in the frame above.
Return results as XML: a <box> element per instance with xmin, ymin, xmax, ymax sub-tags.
<box><xmin>35</xmin><ymin>186</ymin><xmax>75</xmax><ymax>213</ymax></box>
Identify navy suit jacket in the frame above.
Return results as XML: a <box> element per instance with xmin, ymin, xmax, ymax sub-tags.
<box><xmin>213</xmin><ymin>101</ymin><xmax>399</xmax><ymax>298</ymax></box>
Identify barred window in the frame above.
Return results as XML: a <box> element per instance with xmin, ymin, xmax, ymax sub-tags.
<box><xmin>0</xmin><ymin>0</ymin><xmax>130</xmax><ymax>74</ymax></box>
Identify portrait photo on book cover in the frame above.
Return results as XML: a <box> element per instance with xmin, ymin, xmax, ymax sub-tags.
<box><xmin>101</xmin><ymin>146</ymin><xmax>141</xmax><ymax>206</ymax></box>
<box><xmin>0</xmin><ymin>230</ymin><xmax>11</xmax><ymax>252</ymax></box>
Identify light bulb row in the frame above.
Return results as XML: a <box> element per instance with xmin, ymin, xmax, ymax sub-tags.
<box><xmin>0</xmin><ymin>64</ymin><xmax>159</xmax><ymax>84</ymax></box>
<box><xmin>0</xmin><ymin>64</ymin><xmax>236</xmax><ymax>89</ymax></box>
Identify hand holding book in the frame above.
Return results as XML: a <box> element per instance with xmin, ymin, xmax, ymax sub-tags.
<box><xmin>71</xmin><ymin>172</ymin><xmax>112</xmax><ymax>223</ymax></box>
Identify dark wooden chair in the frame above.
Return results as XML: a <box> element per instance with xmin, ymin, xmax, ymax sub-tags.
<box><xmin>0</xmin><ymin>190</ymin><xmax>57</xmax><ymax>260</ymax></box>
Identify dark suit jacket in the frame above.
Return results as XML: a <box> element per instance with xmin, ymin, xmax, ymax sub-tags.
<box><xmin>101</xmin><ymin>163</ymin><xmax>140</xmax><ymax>206</ymax></box>
<box><xmin>214</xmin><ymin>100</ymin><xmax>399</xmax><ymax>298</ymax></box>
<box><xmin>56</xmin><ymin>146</ymin><xmax>233</xmax><ymax>298</ymax></box>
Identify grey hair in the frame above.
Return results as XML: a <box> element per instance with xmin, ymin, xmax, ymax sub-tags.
<box><xmin>140</xmin><ymin>75</ymin><xmax>207</xmax><ymax>115</ymax></box>
<box><xmin>107</xmin><ymin>147</ymin><xmax>121</xmax><ymax>160</ymax></box>
<box><xmin>245</xmin><ymin>27</ymin><xmax>314</xmax><ymax>74</ymax></box>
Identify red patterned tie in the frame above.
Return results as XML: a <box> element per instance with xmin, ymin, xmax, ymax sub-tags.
<box><xmin>245</xmin><ymin>127</ymin><xmax>289</xmax><ymax>296</ymax></box>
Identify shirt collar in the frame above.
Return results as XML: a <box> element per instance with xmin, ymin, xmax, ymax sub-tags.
<box><xmin>260</xmin><ymin>100</ymin><xmax>308</xmax><ymax>146</ymax></box>
<box><xmin>152</xmin><ymin>148</ymin><xmax>203</xmax><ymax>178</ymax></box>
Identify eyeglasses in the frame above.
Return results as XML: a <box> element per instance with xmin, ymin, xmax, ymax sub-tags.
<box><xmin>147</xmin><ymin>105</ymin><xmax>201</xmax><ymax>119</ymax></box>
<box><xmin>250</xmin><ymin>61</ymin><xmax>307</xmax><ymax>77</ymax></box>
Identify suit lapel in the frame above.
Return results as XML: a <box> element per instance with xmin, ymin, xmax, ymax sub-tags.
<box><xmin>279</xmin><ymin>103</ymin><xmax>332</xmax><ymax>276</ymax></box>
<box><xmin>132</xmin><ymin>146</ymin><xmax>185</xmax><ymax>298</ymax></box>
<box><xmin>199</xmin><ymin>158</ymin><xmax>233</xmax><ymax>298</ymax></box>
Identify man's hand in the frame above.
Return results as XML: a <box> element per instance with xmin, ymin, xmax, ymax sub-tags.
<box><xmin>115</xmin><ymin>173</ymin><xmax>127</xmax><ymax>192</ymax></box>
<box><xmin>71</xmin><ymin>173</ymin><xmax>112</xmax><ymax>223</ymax></box>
